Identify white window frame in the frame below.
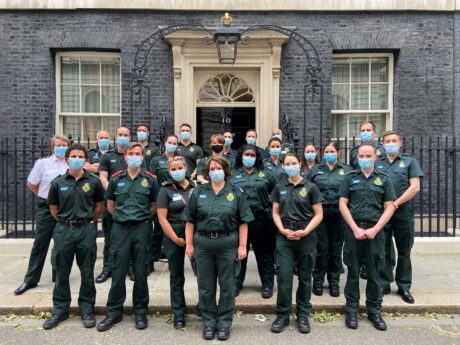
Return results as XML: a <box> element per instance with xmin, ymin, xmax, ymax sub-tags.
<box><xmin>331</xmin><ymin>53</ymin><xmax>394</xmax><ymax>140</ymax></box>
<box><xmin>55</xmin><ymin>51</ymin><xmax>122</xmax><ymax>140</ymax></box>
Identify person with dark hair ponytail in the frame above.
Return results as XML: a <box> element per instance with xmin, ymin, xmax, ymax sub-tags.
<box><xmin>264</xmin><ymin>137</ymin><xmax>288</xmax><ymax>182</ymax></box>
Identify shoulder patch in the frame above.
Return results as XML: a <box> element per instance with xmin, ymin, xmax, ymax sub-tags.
<box><xmin>161</xmin><ymin>180</ymin><xmax>172</xmax><ymax>186</ymax></box>
<box><xmin>145</xmin><ymin>171</ymin><xmax>156</xmax><ymax>179</ymax></box>
<box><xmin>231</xmin><ymin>183</ymin><xmax>244</xmax><ymax>193</ymax></box>
<box><xmin>88</xmin><ymin>172</ymin><xmax>101</xmax><ymax>180</ymax></box>
<box><xmin>346</xmin><ymin>170</ymin><xmax>359</xmax><ymax>176</ymax></box>
<box><xmin>376</xmin><ymin>170</ymin><xmax>390</xmax><ymax>178</ymax></box>
<box><xmin>111</xmin><ymin>170</ymin><xmax>124</xmax><ymax>178</ymax></box>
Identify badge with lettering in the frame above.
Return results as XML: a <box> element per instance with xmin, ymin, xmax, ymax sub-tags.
<box><xmin>339</xmin><ymin>169</ymin><xmax>345</xmax><ymax>176</ymax></box>
<box><xmin>60</xmin><ymin>186</ymin><xmax>69</xmax><ymax>192</ymax></box>
<box><xmin>299</xmin><ymin>187</ymin><xmax>308</xmax><ymax>197</ymax></box>
<box><xmin>399</xmin><ymin>161</ymin><xmax>406</xmax><ymax>168</ymax></box>
<box><xmin>141</xmin><ymin>178</ymin><xmax>149</xmax><ymax>188</ymax></box>
<box><xmin>110</xmin><ymin>159</ymin><xmax>116</xmax><ymax>163</ymax></box>
<box><xmin>172</xmin><ymin>194</ymin><xmax>181</xmax><ymax>202</ymax></box>
<box><xmin>199</xmin><ymin>194</ymin><xmax>207</xmax><ymax>199</ymax></box>
<box><xmin>374</xmin><ymin>177</ymin><xmax>382</xmax><ymax>186</ymax></box>
<box><xmin>258</xmin><ymin>171</ymin><xmax>265</xmax><ymax>178</ymax></box>
<box><xmin>146</xmin><ymin>149</ymin><xmax>151</xmax><ymax>156</ymax></box>
<box><xmin>82</xmin><ymin>183</ymin><xmax>91</xmax><ymax>192</ymax></box>
<box><xmin>227</xmin><ymin>192</ymin><xmax>234</xmax><ymax>202</ymax></box>
<box><xmin>189</xmin><ymin>147</ymin><xmax>195</xmax><ymax>153</ymax></box>
<box><xmin>117</xmin><ymin>182</ymin><xmax>125</xmax><ymax>187</ymax></box>
<box><xmin>280</xmin><ymin>190</ymin><xmax>287</xmax><ymax>195</ymax></box>
<box><xmin>352</xmin><ymin>179</ymin><xmax>360</xmax><ymax>185</ymax></box>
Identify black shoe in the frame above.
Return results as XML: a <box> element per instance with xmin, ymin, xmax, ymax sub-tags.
<box><xmin>14</xmin><ymin>282</ymin><xmax>38</xmax><ymax>295</ymax></box>
<box><xmin>173</xmin><ymin>315</ymin><xmax>186</xmax><ymax>329</ymax></box>
<box><xmin>217</xmin><ymin>327</ymin><xmax>230</xmax><ymax>340</ymax></box>
<box><xmin>261</xmin><ymin>287</ymin><xmax>273</xmax><ymax>299</ymax></box>
<box><xmin>195</xmin><ymin>303</ymin><xmax>202</xmax><ymax>317</ymax></box>
<box><xmin>234</xmin><ymin>286</ymin><xmax>241</xmax><ymax>297</ymax></box>
<box><xmin>368</xmin><ymin>313</ymin><xmax>387</xmax><ymax>331</ymax></box>
<box><xmin>135</xmin><ymin>313</ymin><xmax>148</xmax><ymax>330</ymax></box>
<box><xmin>381</xmin><ymin>286</ymin><xmax>391</xmax><ymax>295</ymax></box>
<box><xmin>312</xmin><ymin>283</ymin><xmax>323</xmax><ymax>296</ymax></box>
<box><xmin>203</xmin><ymin>326</ymin><xmax>215</xmax><ymax>340</ymax></box>
<box><xmin>43</xmin><ymin>313</ymin><xmax>69</xmax><ymax>330</ymax></box>
<box><xmin>293</xmin><ymin>264</ymin><xmax>299</xmax><ymax>276</ymax></box>
<box><xmin>297</xmin><ymin>315</ymin><xmax>310</xmax><ymax>334</ymax></box>
<box><xmin>128</xmin><ymin>267</ymin><xmax>135</xmax><ymax>281</ymax></box>
<box><xmin>329</xmin><ymin>286</ymin><xmax>340</xmax><ymax>297</ymax></box>
<box><xmin>345</xmin><ymin>312</ymin><xmax>358</xmax><ymax>329</ymax></box>
<box><xmin>159</xmin><ymin>252</ymin><xmax>168</xmax><ymax>263</ymax></box>
<box><xmin>398</xmin><ymin>289</ymin><xmax>415</xmax><ymax>304</ymax></box>
<box><xmin>360</xmin><ymin>265</ymin><xmax>367</xmax><ymax>280</ymax></box>
<box><xmin>95</xmin><ymin>270</ymin><xmax>111</xmax><ymax>284</ymax></box>
<box><xmin>271</xmin><ymin>315</ymin><xmax>290</xmax><ymax>333</ymax></box>
<box><xmin>149</xmin><ymin>263</ymin><xmax>155</xmax><ymax>273</ymax></box>
<box><xmin>82</xmin><ymin>314</ymin><xmax>96</xmax><ymax>328</ymax></box>
<box><xmin>97</xmin><ymin>315</ymin><xmax>123</xmax><ymax>332</ymax></box>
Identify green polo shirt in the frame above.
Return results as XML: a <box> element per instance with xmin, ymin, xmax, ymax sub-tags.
<box><xmin>349</xmin><ymin>140</ymin><xmax>385</xmax><ymax>169</ymax></box>
<box><xmin>375</xmin><ymin>153</ymin><xmax>423</xmax><ymax>198</ymax></box>
<box><xmin>177</xmin><ymin>142</ymin><xmax>204</xmax><ymax>177</ymax></box>
<box><xmin>105</xmin><ymin>170</ymin><xmax>159</xmax><ymax>223</ymax></box>
<box><xmin>149</xmin><ymin>154</ymin><xmax>171</xmax><ymax>186</ymax></box>
<box><xmin>271</xmin><ymin>178</ymin><xmax>323</xmax><ymax>223</ymax></box>
<box><xmin>308</xmin><ymin>161</ymin><xmax>352</xmax><ymax>206</ymax></box>
<box><xmin>99</xmin><ymin>148</ymin><xmax>127</xmax><ymax>177</ymax></box>
<box><xmin>228</xmin><ymin>167</ymin><xmax>276</xmax><ymax>212</ymax></box>
<box><xmin>47</xmin><ymin>170</ymin><xmax>105</xmax><ymax>221</ymax></box>
<box><xmin>182</xmin><ymin>182</ymin><xmax>254</xmax><ymax>233</ymax></box>
<box><xmin>142</xmin><ymin>142</ymin><xmax>161</xmax><ymax>170</ymax></box>
<box><xmin>156</xmin><ymin>180</ymin><xmax>195</xmax><ymax>223</ymax></box>
<box><xmin>264</xmin><ymin>142</ymin><xmax>295</xmax><ymax>159</ymax></box>
<box><xmin>339</xmin><ymin>170</ymin><xmax>396</xmax><ymax>223</ymax></box>
<box><xmin>263</xmin><ymin>157</ymin><xmax>287</xmax><ymax>182</ymax></box>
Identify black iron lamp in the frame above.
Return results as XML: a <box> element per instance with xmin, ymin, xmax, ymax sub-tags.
<box><xmin>214</xmin><ymin>13</ymin><xmax>241</xmax><ymax>64</ymax></box>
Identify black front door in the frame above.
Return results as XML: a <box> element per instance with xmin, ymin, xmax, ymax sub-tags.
<box><xmin>197</xmin><ymin>107</ymin><xmax>256</xmax><ymax>155</ymax></box>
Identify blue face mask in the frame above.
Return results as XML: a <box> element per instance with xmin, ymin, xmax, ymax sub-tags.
<box><xmin>384</xmin><ymin>143</ymin><xmax>399</xmax><ymax>155</ymax></box>
<box><xmin>117</xmin><ymin>136</ymin><xmax>130</xmax><ymax>148</ymax></box>
<box><xmin>246</xmin><ymin>137</ymin><xmax>256</xmax><ymax>145</ymax></box>
<box><xmin>358</xmin><ymin>158</ymin><xmax>374</xmax><ymax>170</ymax></box>
<box><xmin>224</xmin><ymin>138</ymin><xmax>233</xmax><ymax>147</ymax></box>
<box><xmin>55</xmin><ymin>146</ymin><xmax>68</xmax><ymax>158</ymax></box>
<box><xmin>170</xmin><ymin>169</ymin><xmax>186</xmax><ymax>182</ymax></box>
<box><xmin>180</xmin><ymin>131</ymin><xmax>191</xmax><ymax>141</ymax></box>
<box><xmin>284</xmin><ymin>165</ymin><xmax>301</xmax><ymax>177</ymax></box>
<box><xmin>242</xmin><ymin>156</ymin><xmax>256</xmax><ymax>168</ymax></box>
<box><xmin>98</xmin><ymin>139</ymin><xmax>110</xmax><ymax>150</ymax></box>
<box><xmin>127</xmin><ymin>156</ymin><xmax>143</xmax><ymax>169</ymax></box>
<box><xmin>165</xmin><ymin>144</ymin><xmax>177</xmax><ymax>153</ymax></box>
<box><xmin>209</xmin><ymin>169</ymin><xmax>225</xmax><ymax>182</ymax></box>
<box><xmin>360</xmin><ymin>131</ymin><xmax>373</xmax><ymax>143</ymax></box>
<box><xmin>324</xmin><ymin>153</ymin><xmax>337</xmax><ymax>164</ymax></box>
<box><xmin>137</xmin><ymin>131</ymin><xmax>148</xmax><ymax>142</ymax></box>
<box><xmin>304</xmin><ymin>152</ymin><xmax>316</xmax><ymax>162</ymax></box>
<box><xmin>68</xmin><ymin>158</ymin><xmax>84</xmax><ymax>171</ymax></box>
<box><xmin>270</xmin><ymin>147</ymin><xmax>282</xmax><ymax>157</ymax></box>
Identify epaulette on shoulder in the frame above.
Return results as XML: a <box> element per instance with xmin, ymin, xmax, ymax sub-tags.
<box><xmin>339</xmin><ymin>162</ymin><xmax>352</xmax><ymax>170</ymax></box>
<box><xmin>111</xmin><ymin>170</ymin><xmax>123</xmax><ymax>178</ymax></box>
<box><xmin>376</xmin><ymin>170</ymin><xmax>390</xmax><ymax>178</ymax></box>
<box><xmin>145</xmin><ymin>171</ymin><xmax>156</xmax><ymax>179</ymax></box>
<box><xmin>346</xmin><ymin>169</ymin><xmax>359</xmax><ymax>175</ymax></box>
<box><xmin>161</xmin><ymin>180</ymin><xmax>172</xmax><ymax>186</ymax></box>
<box><xmin>51</xmin><ymin>174</ymin><xmax>62</xmax><ymax>182</ymax></box>
<box><xmin>88</xmin><ymin>147</ymin><xmax>97</xmax><ymax>152</ymax></box>
<box><xmin>89</xmin><ymin>172</ymin><xmax>101</xmax><ymax>180</ymax></box>
<box><xmin>231</xmin><ymin>183</ymin><xmax>244</xmax><ymax>193</ymax></box>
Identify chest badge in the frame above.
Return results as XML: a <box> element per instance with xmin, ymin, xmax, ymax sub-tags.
<box><xmin>399</xmin><ymin>161</ymin><xmax>406</xmax><ymax>168</ymax></box>
<box><xmin>189</xmin><ymin>147</ymin><xmax>195</xmax><ymax>152</ymax></box>
<box><xmin>258</xmin><ymin>171</ymin><xmax>265</xmax><ymax>178</ymax></box>
<box><xmin>374</xmin><ymin>177</ymin><xmax>382</xmax><ymax>186</ymax></box>
<box><xmin>227</xmin><ymin>192</ymin><xmax>235</xmax><ymax>202</ymax></box>
<box><xmin>146</xmin><ymin>149</ymin><xmax>151</xmax><ymax>156</ymax></box>
<box><xmin>82</xmin><ymin>183</ymin><xmax>91</xmax><ymax>192</ymax></box>
<box><xmin>339</xmin><ymin>169</ymin><xmax>345</xmax><ymax>176</ymax></box>
<box><xmin>299</xmin><ymin>187</ymin><xmax>308</xmax><ymax>197</ymax></box>
<box><xmin>141</xmin><ymin>178</ymin><xmax>149</xmax><ymax>188</ymax></box>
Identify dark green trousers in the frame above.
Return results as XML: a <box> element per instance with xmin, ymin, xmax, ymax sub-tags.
<box><xmin>312</xmin><ymin>207</ymin><xmax>344</xmax><ymax>289</ymax></box>
<box><xmin>275</xmin><ymin>231</ymin><xmax>316</xmax><ymax>316</ymax></box>
<box><xmin>101</xmin><ymin>209</ymin><xmax>113</xmax><ymax>272</ymax></box>
<box><xmin>163</xmin><ymin>223</ymin><xmax>186</xmax><ymax>317</ymax></box>
<box><xmin>194</xmin><ymin>231</ymin><xmax>238</xmax><ymax>328</ymax></box>
<box><xmin>52</xmin><ymin>222</ymin><xmax>97</xmax><ymax>317</ymax></box>
<box><xmin>380</xmin><ymin>204</ymin><xmax>415</xmax><ymax>291</ymax></box>
<box><xmin>150</xmin><ymin>215</ymin><xmax>163</xmax><ymax>264</ymax></box>
<box><xmin>343</xmin><ymin>227</ymin><xmax>385</xmax><ymax>314</ymax></box>
<box><xmin>236</xmin><ymin>211</ymin><xmax>275</xmax><ymax>290</ymax></box>
<box><xmin>24</xmin><ymin>199</ymin><xmax>56</xmax><ymax>284</ymax></box>
<box><xmin>106</xmin><ymin>221</ymin><xmax>150</xmax><ymax>317</ymax></box>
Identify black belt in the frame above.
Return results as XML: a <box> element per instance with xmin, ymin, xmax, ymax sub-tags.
<box><xmin>198</xmin><ymin>231</ymin><xmax>229</xmax><ymax>239</ymax></box>
<box><xmin>323</xmin><ymin>204</ymin><xmax>338</xmax><ymax>208</ymax></box>
<box><xmin>356</xmin><ymin>221</ymin><xmax>376</xmax><ymax>229</ymax></box>
<box><xmin>170</xmin><ymin>221</ymin><xmax>186</xmax><ymax>225</ymax></box>
<box><xmin>114</xmin><ymin>220</ymin><xmax>150</xmax><ymax>226</ymax></box>
<box><xmin>282</xmin><ymin>219</ymin><xmax>309</xmax><ymax>231</ymax></box>
<box><xmin>58</xmin><ymin>219</ymin><xmax>92</xmax><ymax>228</ymax></box>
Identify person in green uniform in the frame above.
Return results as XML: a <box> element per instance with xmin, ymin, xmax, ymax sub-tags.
<box><xmin>137</xmin><ymin>123</ymin><xmax>160</xmax><ymax>169</ymax></box>
<box><xmin>230</xmin><ymin>144</ymin><xmax>277</xmax><ymax>298</ymax></box>
<box><xmin>377</xmin><ymin>131</ymin><xmax>423</xmax><ymax>304</ymax></box>
<box><xmin>42</xmin><ymin>143</ymin><xmax>104</xmax><ymax>330</ymax></box>
<box><xmin>97</xmin><ymin>142</ymin><xmax>159</xmax><ymax>332</ymax></box>
<box><xmin>301</xmin><ymin>144</ymin><xmax>319</xmax><ymax>177</ymax></box>
<box><xmin>241</xmin><ymin>129</ymin><xmax>268</xmax><ymax>160</ymax></box>
<box><xmin>184</xmin><ymin>156</ymin><xmax>254</xmax><ymax>341</ymax></box>
<box><xmin>264</xmin><ymin>137</ymin><xmax>288</xmax><ymax>182</ymax></box>
<box><xmin>223</xmin><ymin>131</ymin><xmax>237</xmax><ymax>167</ymax></box>
<box><xmin>270</xmin><ymin>153</ymin><xmax>323</xmax><ymax>334</ymax></box>
<box><xmin>196</xmin><ymin>134</ymin><xmax>226</xmax><ymax>184</ymax></box>
<box><xmin>308</xmin><ymin>142</ymin><xmax>352</xmax><ymax>297</ymax></box>
<box><xmin>339</xmin><ymin>143</ymin><xmax>396</xmax><ymax>331</ymax></box>
<box><xmin>266</xmin><ymin>128</ymin><xmax>295</xmax><ymax>160</ymax></box>
<box><xmin>96</xmin><ymin>126</ymin><xmax>130</xmax><ymax>283</ymax></box>
<box><xmin>177</xmin><ymin>123</ymin><xmax>204</xmax><ymax>179</ymax></box>
<box><xmin>85</xmin><ymin>130</ymin><xmax>111</xmax><ymax>174</ymax></box>
<box><xmin>157</xmin><ymin>156</ymin><xmax>196</xmax><ymax>329</ymax></box>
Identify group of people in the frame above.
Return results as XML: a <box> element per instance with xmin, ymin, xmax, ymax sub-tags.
<box><xmin>13</xmin><ymin>120</ymin><xmax>422</xmax><ymax>340</ymax></box>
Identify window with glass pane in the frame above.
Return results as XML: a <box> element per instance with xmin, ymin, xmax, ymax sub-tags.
<box><xmin>59</xmin><ymin>54</ymin><xmax>121</xmax><ymax>141</ymax></box>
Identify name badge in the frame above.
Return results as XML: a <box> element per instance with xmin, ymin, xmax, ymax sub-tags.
<box><xmin>110</xmin><ymin>159</ymin><xmax>117</xmax><ymax>163</ymax></box>
<box><xmin>280</xmin><ymin>190</ymin><xmax>287</xmax><ymax>195</ymax></box>
<box><xmin>352</xmin><ymin>180</ymin><xmax>360</xmax><ymax>185</ymax></box>
<box><xmin>59</xmin><ymin>186</ymin><xmax>68</xmax><ymax>191</ymax></box>
<box><xmin>377</xmin><ymin>165</ymin><xmax>384</xmax><ymax>169</ymax></box>
<box><xmin>318</xmin><ymin>171</ymin><xmax>324</xmax><ymax>174</ymax></box>
<box><xmin>117</xmin><ymin>182</ymin><xmax>125</xmax><ymax>187</ymax></box>
<box><xmin>235</xmin><ymin>175</ymin><xmax>242</xmax><ymax>179</ymax></box>
<box><xmin>172</xmin><ymin>193</ymin><xmax>181</xmax><ymax>202</ymax></box>
<box><xmin>199</xmin><ymin>194</ymin><xmax>207</xmax><ymax>199</ymax></box>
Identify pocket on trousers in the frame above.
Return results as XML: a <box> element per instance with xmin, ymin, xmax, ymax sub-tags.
<box><xmin>376</xmin><ymin>252</ymin><xmax>385</xmax><ymax>272</ymax></box>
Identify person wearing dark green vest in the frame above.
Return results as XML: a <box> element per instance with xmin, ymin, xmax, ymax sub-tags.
<box><xmin>229</xmin><ymin>144</ymin><xmax>277</xmax><ymax>298</ymax></box>
<box><xmin>264</xmin><ymin>137</ymin><xmax>288</xmax><ymax>182</ymax></box>
<box><xmin>157</xmin><ymin>156</ymin><xmax>196</xmax><ymax>329</ymax></box>
<box><xmin>97</xmin><ymin>142</ymin><xmax>159</xmax><ymax>332</ymax></box>
<box><xmin>177</xmin><ymin>123</ymin><xmax>204</xmax><ymax>179</ymax></box>
<box><xmin>308</xmin><ymin>141</ymin><xmax>352</xmax><ymax>298</ymax></box>
<box><xmin>96</xmin><ymin>126</ymin><xmax>130</xmax><ymax>283</ymax></box>
<box><xmin>270</xmin><ymin>153</ymin><xmax>323</xmax><ymax>334</ymax></box>
<box><xmin>85</xmin><ymin>130</ymin><xmax>111</xmax><ymax>174</ymax></box>
<box><xmin>42</xmin><ymin>143</ymin><xmax>104</xmax><ymax>330</ymax></box>
<box><xmin>377</xmin><ymin>131</ymin><xmax>423</xmax><ymax>304</ymax></box>
<box><xmin>339</xmin><ymin>143</ymin><xmax>396</xmax><ymax>331</ymax></box>
<box><xmin>137</xmin><ymin>123</ymin><xmax>160</xmax><ymax>170</ymax></box>
<box><xmin>196</xmin><ymin>134</ymin><xmax>227</xmax><ymax>184</ymax></box>
<box><xmin>184</xmin><ymin>156</ymin><xmax>254</xmax><ymax>341</ymax></box>
<box><xmin>14</xmin><ymin>135</ymin><xmax>70</xmax><ymax>295</ymax></box>
<box><xmin>223</xmin><ymin>131</ymin><xmax>237</xmax><ymax>167</ymax></box>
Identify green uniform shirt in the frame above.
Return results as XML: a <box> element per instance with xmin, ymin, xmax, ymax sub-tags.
<box><xmin>142</xmin><ymin>142</ymin><xmax>161</xmax><ymax>170</ymax></box>
<box><xmin>156</xmin><ymin>180</ymin><xmax>196</xmax><ymax>223</ymax></box>
<box><xmin>47</xmin><ymin>170</ymin><xmax>105</xmax><ymax>221</ymax></box>
<box><xmin>271</xmin><ymin>178</ymin><xmax>323</xmax><ymax>222</ymax></box>
<box><xmin>149</xmin><ymin>154</ymin><xmax>171</xmax><ymax>186</ymax></box>
<box><xmin>339</xmin><ymin>170</ymin><xmax>396</xmax><ymax>223</ymax></box>
<box><xmin>177</xmin><ymin>142</ymin><xmax>204</xmax><ymax>177</ymax></box>
<box><xmin>263</xmin><ymin>157</ymin><xmax>287</xmax><ymax>182</ymax></box>
<box><xmin>375</xmin><ymin>153</ymin><xmax>423</xmax><ymax>198</ymax></box>
<box><xmin>308</xmin><ymin>161</ymin><xmax>352</xmax><ymax>206</ymax></box>
<box><xmin>264</xmin><ymin>142</ymin><xmax>295</xmax><ymax>159</ymax></box>
<box><xmin>105</xmin><ymin>170</ymin><xmax>159</xmax><ymax>223</ymax></box>
<box><xmin>223</xmin><ymin>149</ymin><xmax>237</xmax><ymax>169</ymax></box>
<box><xmin>88</xmin><ymin>146</ymin><xmax>112</xmax><ymax>164</ymax></box>
<box><xmin>349</xmin><ymin>141</ymin><xmax>385</xmax><ymax>169</ymax></box>
<box><xmin>99</xmin><ymin>148</ymin><xmax>127</xmax><ymax>177</ymax></box>
<box><xmin>228</xmin><ymin>167</ymin><xmax>276</xmax><ymax>212</ymax></box>
<box><xmin>182</xmin><ymin>182</ymin><xmax>254</xmax><ymax>233</ymax></box>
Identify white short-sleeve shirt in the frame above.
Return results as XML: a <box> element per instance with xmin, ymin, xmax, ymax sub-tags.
<box><xmin>27</xmin><ymin>155</ymin><xmax>69</xmax><ymax>199</ymax></box>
